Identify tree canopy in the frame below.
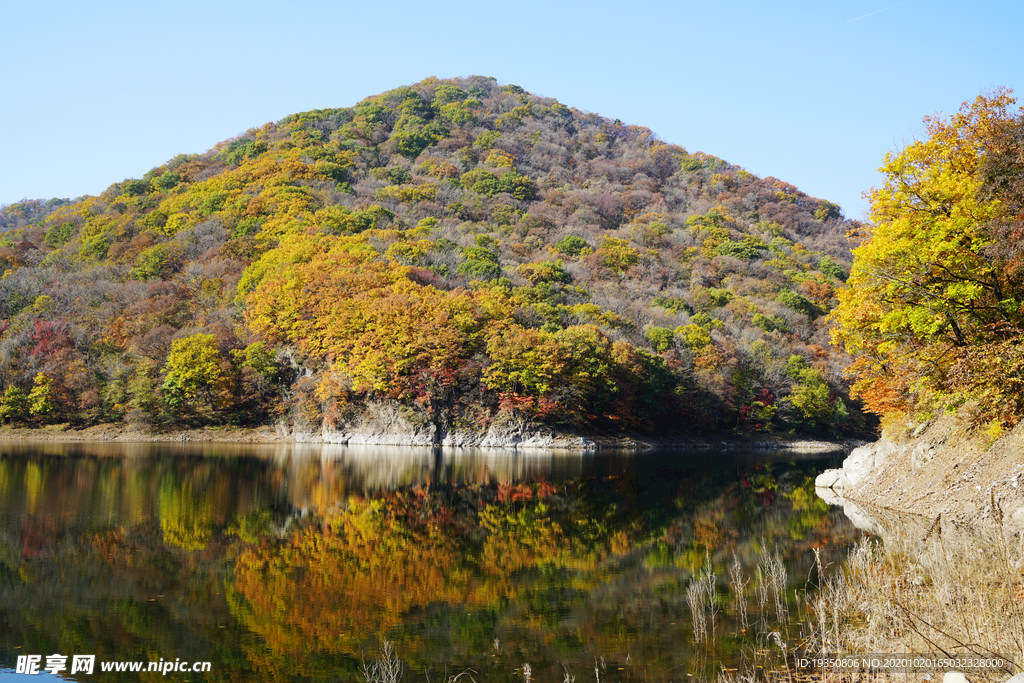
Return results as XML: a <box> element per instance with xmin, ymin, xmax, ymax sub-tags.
<box><xmin>833</xmin><ymin>89</ymin><xmax>1024</xmax><ymax>431</ymax></box>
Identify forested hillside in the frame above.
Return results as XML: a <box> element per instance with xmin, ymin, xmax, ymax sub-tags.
<box><xmin>0</xmin><ymin>76</ymin><xmax>868</xmax><ymax>439</ymax></box>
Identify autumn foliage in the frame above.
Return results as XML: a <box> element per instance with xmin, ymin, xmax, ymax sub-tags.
<box><xmin>0</xmin><ymin>76</ymin><xmax>868</xmax><ymax>437</ymax></box>
<box><xmin>833</xmin><ymin>90</ymin><xmax>1024</xmax><ymax>431</ymax></box>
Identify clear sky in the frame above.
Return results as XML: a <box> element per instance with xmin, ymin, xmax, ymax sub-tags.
<box><xmin>1</xmin><ymin>0</ymin><xmax>1021</xmax><ymax>220</ymax></box>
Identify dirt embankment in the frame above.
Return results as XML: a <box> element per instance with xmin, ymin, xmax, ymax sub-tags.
<box><xmin>816</xmin><ymin>411</ymin><xmax>1024</xmax><ymax>532</ymax></box>
<box><xmin>0</xmin><ymin>423</ymin><xmax>290</xmax><ymax>443</ymax></box>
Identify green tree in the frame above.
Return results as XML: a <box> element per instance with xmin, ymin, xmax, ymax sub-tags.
<box><xmin>127</xmin><ymin>366</ymin><xmax>167</xmax><ymax>425</ymax></box>
<box><xmin>776</xmin><ymin>289</ymin><xmax>817</xmax><ymax>317</ymax></box>
<box><xmin>432</xmin><ymin>84</ymin><xmax>466</xmax><ymax>104</ymax></box>
<box><xmin>162</xmin><ymin>333</ymin><xmax>227</xmax><ymax>413</ymax></box>
<box><xmin>460</xmin><ymin>169</ymin><xmax>499</xmax><ymax>195</ymax></box>
<box><xmin>817</xmin><ymin>255</ymin><xmax>846</xmax><ymax>281</ymax></box>
<box><xmin>457</xmin><ymin>245</ymin><xmax>502</xmax><ymax>280</ymax></box>
<box><xmin>785</xmin><ymin>356</ymin><xmax>843</xmax><ymax>431</ymax></box>
<box><xmin>0</xmin><ymin>386</ymin><xmax>29</xmax><ymax>423</ymax></box>
<box><xmin>645</xmin><ymin>326</ymin><xmax>674</xmax><ymax>353</ymax></box>
<box><xmin>496</xmin><ymin>171</ymin><xmax>537</xmax><ymax>200</ymax></box>
<box><xmin>153</xmin><ymin>170</ymin><xmax>181</xmax><ymax>192</ymax></box>
<box><xmin>715</xmin><ymin>237</ymin><xmax>765</xmax><ymax>259</ymax></box>
<box><xmin>595</xmin><ymin>237</ymin><xmax>640</xmax><ymax>274</ymax></box>
<box><xmin>813</xmin><ymin>200</ymin><xmax>842</xmax><ymax>222</ymax></box>
<box><xmin>44</xmin><ymin>221</ymin><xmax>76</xmax><ymax>248</ymax></box>
<box><xmin>236</xmin><ymin>341</ymin><xmax>278</xmax><ymax>383</ymax></box>
<box><xmin>555</xmin><ymin>235</ymin><xmax>589</xmax><ymax>257</ymax></box>
<box><xmin>121</xmin><ymin>179</ymin><xmax>150</xmax><ymax>196</ymax></box>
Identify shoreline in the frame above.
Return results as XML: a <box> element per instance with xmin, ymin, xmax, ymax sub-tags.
<box><xmin>815</xmin><ymin>411</ymin><xmax>1024</xmax><ymax>532</ymax></box>
<box><xmin>0</xmin><ymin>421</ymin><xmax>862</xmax><ymax>452</ymax></box>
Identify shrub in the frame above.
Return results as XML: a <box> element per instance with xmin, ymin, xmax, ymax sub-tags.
<box><xmin>555</xmin><ymin>235</ymin><xmax>589</xmax><ymax>257</ymax></box>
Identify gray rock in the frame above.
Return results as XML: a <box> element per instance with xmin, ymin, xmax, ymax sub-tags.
<box><xmin>1003</xmin><ymin>673</ymin><xmax>1024</xmax><ymax>683</ymax></box>
<box><xmin>815</xmin><ymin>484</ymin><xmax>843</xmax><ymax>506</ymax></box>
<box><xmin>320</xmin><ymin>401</ymin><xmax>436</xmax><ymax>446</ymax></box>
<box><xmin>813</xmin><ymin>484</ymin><xmax>885</xmax><ymax>533</ymax></box>
<box><xmin>942</xmin><ymin>672</ymin><xmax>969</xmax><ymax>683</ymax></box>
<box><xmin>440</xmin><ymin>430</ymin><xmax>485</xmax><ymax>448</ymax></box>
<box><xmin>478</xmin><ymin>416</ymin><xmax>595</xmax><ymax>449</ymax></box>
<box><xmin>841</xmin><ymin>440</ymin><xmax>894</xmax><ymax>486</ymax></box>
<box><xmin>815</xmin><ymin>468</ymin><xmax>851</xmax><ymax>490</ymax></box>
<box><xmin>309</xmin><ymin>406</ymin><xmax>601</xmax><ymax>450</ymax></box>
<box><xmin>835</xmin><ymin>498</ymin><xmax>884</xmax><ymax>534</ymax></box>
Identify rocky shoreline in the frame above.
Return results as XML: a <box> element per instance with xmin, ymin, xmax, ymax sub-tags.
<box><xmin>815</xmin><ymin>411</ymin><xmax>1024</xmax><ymax>533</ymax></box>
<box><xmin>0</xmin><ymin>417</ymin><xmax>859</xmax><ymax>453</ymax></box>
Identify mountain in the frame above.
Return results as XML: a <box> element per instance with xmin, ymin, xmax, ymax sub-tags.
<box><xmin>0</xmin><ymin>76</ymin><xmax>871</xmax><ymax>441</ymax></box>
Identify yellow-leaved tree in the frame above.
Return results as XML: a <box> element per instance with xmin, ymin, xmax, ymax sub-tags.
<box><xmin>162</xmin><ymin>333</ymin><xmax>227</xmax><ymax>414</ymax></box>
<box><xmin>242</xmin><ymin>231</ymin><xmax>514</xmax><ymax>419</ymax></box>
<box><xmin>832</xmin><ymin>89</ymin><xmax>1024</xmax><ymax>430</ymax></box>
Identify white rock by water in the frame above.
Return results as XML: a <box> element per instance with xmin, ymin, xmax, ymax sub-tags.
<box><xmin>842</xmin><ymin>441</ymin><xmax>891</xmax><ymax>486</ymax></box>
<box><xmin>814</xmin><ymin>468</ymin><xmax>851</xmax><ymax>490</ymax></box>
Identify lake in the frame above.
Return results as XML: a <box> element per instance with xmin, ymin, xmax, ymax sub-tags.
<box><xmin>0</xmin><ymin>441</ymin><xmax>861</xmax><ymax>682</ymax></box>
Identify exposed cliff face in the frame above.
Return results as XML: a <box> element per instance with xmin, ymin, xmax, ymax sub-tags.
<box><xmin>816</xmin><ymin>411</ymin><xmax>1024</xmax><ymax>534</ymax></box>
<box><xmin>274</xmin><ymin>402</ymin><xmax>599</xmax><ymax>449</ymax></box>
<box><xmin>268</xmin><ymin>400</ymin><xmax>864</xmax><ymax>451</ymax></box>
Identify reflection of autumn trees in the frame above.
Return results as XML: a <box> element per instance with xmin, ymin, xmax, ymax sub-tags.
<box><xmin>0</xmin><ymin>446</ymin><xmax>279</xmax><ymax>544</ymax></box>
<box><xmin>228</xmin><ymin>484</ymin><xmax>632</xmax><ymax>660</ymax></box>
<box><xmin>233</xmin><ymin>496</ymin><xmax>463</xmax><ymax>654</ymax></box>
<box><xmin>784</xmin><ymin>475</ymin><xmax>832</xmax><ymax>540</ymax></box>
<box><xmin>1</xmin><ymin>519</ymin><xmax>252</xmax><ymax>682</ymax></box>
<box><xmin>647</xmin><ymin>465</ymin><xmax>840</xmax><ymax>578</ymax></box>
<box><xmin>159</xmin><ymin>475</ymin><xmax>215</xmax><ymax>550</ymax></box>
<box><xmin>0</xmin><ymin>448</ymin><xmax>861</xmax><ymax>681</ymax></box>
<box><xmin>227</xmin><ymin>465</ymin><xmax>855</xmax><ymax>678</ymax></box>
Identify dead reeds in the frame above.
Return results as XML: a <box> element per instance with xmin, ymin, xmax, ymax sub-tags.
<box><xmin>806</xmin><ymin>503</ymin><xmax>1024</xmax><ymax>682</ymax></box>
<box><xmin>362</xmin><ymin>640</ymin><xmax>404</xmax><ymax>683</ymax></box>
<box><xmin>687</xmin><ymin>553</ymin><xmax>720</xmax><ymax>644</ymax></box>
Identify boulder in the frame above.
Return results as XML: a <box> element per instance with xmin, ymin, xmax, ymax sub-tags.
<box><xmin>841</xmin><ymin>440</ymin><xmax>894</xmax><ymax>486</ymax></box>
<box><xmin>815</xmin><ymin>468</ymin><xmax>851</xmax><ymax>490</ymax></box>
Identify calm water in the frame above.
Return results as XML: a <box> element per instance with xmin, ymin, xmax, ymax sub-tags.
<box><xmin>0</xmin><ymin>442</ymin><xmax>861</xmax><ymax>682</ymax></box>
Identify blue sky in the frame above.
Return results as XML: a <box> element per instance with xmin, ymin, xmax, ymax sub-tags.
<box><xmin>1</xmin><ymin>0</ymin><xmax>1021</xmax><ymax>220</ymax></box>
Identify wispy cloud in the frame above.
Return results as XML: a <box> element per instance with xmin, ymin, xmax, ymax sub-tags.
<box><xmin>846</xmin><ymin>0</ymin><xmax>914</xmax><ymax>23</ymax></box>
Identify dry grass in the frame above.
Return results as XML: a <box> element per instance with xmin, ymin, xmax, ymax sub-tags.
<box><xmin>730</xmin><ymin>552</ymin><xmax>751</xmax><ymax>633</ymax></box>
<box><xmin>362</xmin><ymin>640</ymin><xmax>404</xmax><ymax>683</ymax></box>
<box><xmin>804</xmin><ymin>504</ymin><xmax>1024</xmax><ymax>683</ymax></box>
<box><xmin>688</xmin><ymin>554</ymin><xmax>719</xmax><ymax>644</ymax></box>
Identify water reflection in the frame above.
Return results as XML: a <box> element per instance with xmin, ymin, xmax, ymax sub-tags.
<box><xmin>0</xmin><ymin>442</ymin><xmax>862</xmax><ymax>682</ymax></box>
